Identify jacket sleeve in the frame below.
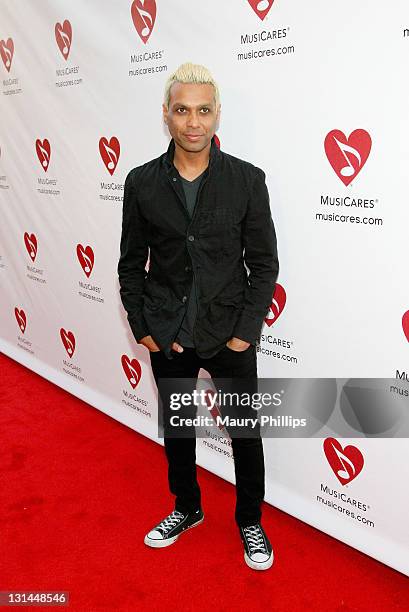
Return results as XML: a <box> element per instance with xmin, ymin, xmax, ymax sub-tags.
<box><xmin>232</xmin><ymin>167</ymin><xmax>279</xmax><ymax>345</ymax></box>
<box><xmin>117</xmin><ymin>169</ymin><xmax>150</xmax><ymax>342</ymax></box>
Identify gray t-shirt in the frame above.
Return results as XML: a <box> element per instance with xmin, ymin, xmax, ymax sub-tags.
<box><xmin>175</xmin><ymin>170</ymin><xmax>206</xmax><ymax>347</ymax></box>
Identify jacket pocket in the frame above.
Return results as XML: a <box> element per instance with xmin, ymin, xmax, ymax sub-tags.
<box><xmin>216</xmin><ymin>268</ymin><xmax>247</xmax><ymax>306</ymax></box>
<box><xmin>198</xmin><ymin>207</ymin><xmax>234</xmax><ymax>261</ymax></box>
<box><xmin>199</xmin><ymin>207</ymin><xmax>233</xmax><ymax>232</ymax></box>
<box><xmin>143</xmin><ymin>278</ymin><xmax>167</xmax><ymax>311</ymax></box>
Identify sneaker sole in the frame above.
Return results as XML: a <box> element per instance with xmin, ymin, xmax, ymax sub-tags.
<box><xmin>244</xmin><ymin>551</ymin><xmax>274</xmax><ymax>571</ymax></box>
<box><xmin>144</xmin><ymin>515</ymin><xmax>204</xmax><ymax>548</ymax></box>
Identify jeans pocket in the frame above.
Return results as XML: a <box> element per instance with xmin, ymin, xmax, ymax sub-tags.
<box><xmin>224</xmin><ymin>343</ymin><xmax>252</xmax><ymax>353</ymax></box>
<box><xmin>149</xmin><ymin>349</ymin><xmax>162</xmax><ymax>362</ymax></box>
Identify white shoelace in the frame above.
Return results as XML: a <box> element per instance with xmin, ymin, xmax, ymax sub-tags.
<box><xmin>243</xmin><ymin>525</ymin><xmax>267</xmax><ymax>554</ymax></box>
<box><xmin>157</xmin><ymin>510</ymin><xmax>185</xmax><ymax>534</ymax></box>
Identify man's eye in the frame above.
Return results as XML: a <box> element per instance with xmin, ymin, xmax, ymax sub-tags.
<box><xmin>201</xmin><ymin>108</ymin><xmax>210</xmax><ymax>113</ymax></box>
<box><xmin>176</xmin><ymin>108</ymin><xmax>185</xmax><ymax>113</ymax></box>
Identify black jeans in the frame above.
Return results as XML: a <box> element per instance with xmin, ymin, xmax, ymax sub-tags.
<box><xmin>149</xmin><ymin>343</ymin><xmax>265</xmax><ymax>527</ymax></box>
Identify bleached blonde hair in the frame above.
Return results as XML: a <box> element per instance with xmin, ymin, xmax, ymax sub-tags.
<box><xmin>163</xmin><ymin>62</ymin><xmax>220</xmax><ymax>109</ymax></box>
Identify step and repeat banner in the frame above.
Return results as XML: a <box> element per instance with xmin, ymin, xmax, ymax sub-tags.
<box><xmin>1</xmin><ymin>1</ymin><xmax>408</xmax><ymax>576</ymax></box>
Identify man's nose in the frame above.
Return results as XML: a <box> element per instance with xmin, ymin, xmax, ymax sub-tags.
<box><xmin>187</xmin><ymin>111</ymin><xmax>200</xmax><ymax>128</ymax></box>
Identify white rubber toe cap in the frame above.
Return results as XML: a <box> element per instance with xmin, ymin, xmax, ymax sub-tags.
<box><xmin>146</xmin><ymin>529</ymin><xmax>163</xmax><ymax>541</ymax></box>
<box><xmin>250</xmin><ymin>552</ymin><xmax>270</xmax><ymax>563</ymax></box>
<box><xmin>244</xmin><ymin>551</ymin><xmax>274</xmax><ymax>571</ymax></box>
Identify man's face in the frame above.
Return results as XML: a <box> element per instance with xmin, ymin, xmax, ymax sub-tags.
<box><xmin>163</xmin><ymin>82</ymin><xmax>220</xmax><ymax>153</ymax></box>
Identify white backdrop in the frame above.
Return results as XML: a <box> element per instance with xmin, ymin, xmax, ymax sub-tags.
<box><xmin>1</xmin><ymin>0</ymin><xmax>408</xmax><ymax>576</ymax></box>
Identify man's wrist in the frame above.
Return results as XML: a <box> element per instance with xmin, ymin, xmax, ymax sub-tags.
<box><xmin>228</xmin><ymin>336</ymin><xmax>251</xmax><ymax>347</ymax></box>
<box><xmin>230</xmin><ymin>335</ymin><xmax>251</xmax><ymax>344</ymax></box>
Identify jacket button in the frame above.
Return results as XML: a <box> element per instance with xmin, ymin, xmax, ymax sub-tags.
<box><xmin>172</xmin><ymin>177</ymin><xmax>177</xmax><ymax>182</ymax></box>
<box><xmin>185</xmin><ymin>266</ymin><xmax>191</xmax><ymax>272</ymax></box>
<box><xmin>188</xmin><ymin>235</ymin><xmax>195</xmax><ymax>242</ymax></box>
<box><xmin>182</xmin><ymin>295</ymin><xmax>188</xmax><ymax>303</ymax></box>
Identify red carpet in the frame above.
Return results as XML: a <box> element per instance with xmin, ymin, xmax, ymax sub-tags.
<box><xmin>1</xmin><ymin>352</ymin><xmax>407</xmax><ymax>611</ymax></box>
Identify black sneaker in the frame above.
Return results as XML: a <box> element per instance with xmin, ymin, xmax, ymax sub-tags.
<box><xmin>239</xmin><ymin>523</ymin><xmax>274</xmax><ymax>570</ymax></box>
<box><xmin>144</xmin><ymin>508</ymin><xmax>204</xmax><ymax>548</ymax></box>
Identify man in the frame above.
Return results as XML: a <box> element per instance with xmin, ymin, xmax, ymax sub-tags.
<box><xmin>118</xmin><ymin>62</ymin><xmax>279</xmax><ymax>570</ymax></box>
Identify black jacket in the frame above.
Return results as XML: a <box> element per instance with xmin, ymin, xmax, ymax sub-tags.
<box><xmin>117</xmin><ymin>136</ymin><xmax>279</xmax><ymax>360</ymax></box>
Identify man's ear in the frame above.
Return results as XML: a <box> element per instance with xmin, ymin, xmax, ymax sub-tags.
<box><xmin>162</xmin><ymin>103</ymin><xmax>168</xmax><ymax>125</ymax></box>
<box><xmin>215</xmin><ymin>104</ymin><xmax>221</xmax><ymax>130</ymax></box>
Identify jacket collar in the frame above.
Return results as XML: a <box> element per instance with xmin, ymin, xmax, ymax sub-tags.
<box><xmin>163</xmin><ymin>135</ymin><xmax>221</xmax><ymax>174</ymax></box>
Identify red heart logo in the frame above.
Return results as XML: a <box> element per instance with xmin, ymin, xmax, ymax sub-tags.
<box><xmin>121</xmin><ymin>355</ymin><xmax>142</xmax><ymax>389</ymax></box>
<box><xmin>24</xmin><ymin>232</ymin><xmax>37</xmax><ymax>262</ymax></box>
<box><xmin>55</xmin><ymin>20</ymin><xmax>72</xmax><ymax>60</ymax></box>
<box><xmin>60</xmin><ymin>328</ymin><xmax>76</xmax><ymax>357</ymax></box>
<box><xmin>323</xmin><ymin>438</ymin><xmax>364</xmax><ymax>486</ymax></box>
<box><xmin>76</xmin><ymin>244</ymin><xmax>94</xmax><ymax>278</ymax></box>
<box><xmin>325</xmin><ymin>129</ymin><xmax>372</xmax><ymax>186</ymax></box>
<box><xmin>248</xmin><ymin>0</ymin><xmax>274</xmax><ymax>20</ymax></box>
<box><xmin>35</xmin><ymin>138</ymin><xmax>51</xmax><ymax>172</ymax></box>
<box><xmin>131</xmin><ymin>0</ymin><xmax>157</xmax><ymax>44</ymax></box>
<box><xmin>264</xmin><ymin>283</ymin><xmax>286</xmax><ymax>327</ymax></box>
<box><xmin>0</xmin><ymin>38</ymin><xmax>14</xmax><ymax>72</ymax></box>
<box><xmin>402</xmin><ymin>310</ymin><xmax>409</xmax><ymax>343</ymax></box>
<box><xmin>99</xmin><ymin>137</ymin><xmax>120</xmax><ymax>175</ymax></box>
<box><xmin>14</xmin><ymin>308</ymin><xmax>26</xmax><ymax>333</ymax></box>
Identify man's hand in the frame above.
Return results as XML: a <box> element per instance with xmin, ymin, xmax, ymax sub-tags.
<box><xmin>139</xmin><ymin>335</ymin><xmax>160</xmax><ymax>352</ymax></box>
<box><xmin>226</xmin><ymin>337</ymin><xmax>251</xmax><ymax>352</ymax></box>
<box><xmin>139</xmin><ymin>336</ymin><xmax>184</xmax><ymax>353</ymax></box>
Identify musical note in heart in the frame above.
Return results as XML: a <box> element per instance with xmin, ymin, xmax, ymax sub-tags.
<box><xmin>131</xmin><ymin>0</ymin><xmax>157</xmax><ymax>44</ymax></box>
<box><xmin>24</xmin><ymin>232</ymin><xmax>38</xmax><ymax>262</ymax></box>
<box><xmin>248</xmin><ymin>0</ymin><xmax>274</xmax><ymax>20</ymax></box>
<box><xmin>60</xmin><ymin>328</ymin><xmax>76</xmax><ymax>357</ymax></box>
<box><xmin>76</xmin><ymin>244</ymin><xmax>94</xmax><ymax>278</ymax></box>
<box><xmin>55</xmin><ymin>20</ymin><xmax>72</xmax><ymax>60</ymax></box>
<box><xmin>323</xmin><ymin>438</ymin><xmax>364</xmax><ymax>485</ymax></box>
<box><xmin>15</xmin><ymin>308</ymin><xmax>27</xmax><ymax>333</ymax></box>
<box><xmin>99</xmin><ymin>137</ymin><xmax>120</xmax><ymax>175</ymax></box>
<box><xmin>264</xmin><ymin>283</ymin><xmax>286</xmax><ymax>327</ymax></box>
<box><xmin>121</xmin><ymin>355</ymin><xmax>142</xmax><ymax>389</ymax></box>
<box><xmin>0</xmin><ymin>38</ymin><xmax>14</xmax><ymax>72</ymax></box>
<box><xmin>325</xmin><ymin>129</ymin><xmax>372</xmax><ymax>186</ymax></box>
<box><xmin>35</xmin><ymin>139</ymin><xmax>51</xmax><ymax>172</ymax></box>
